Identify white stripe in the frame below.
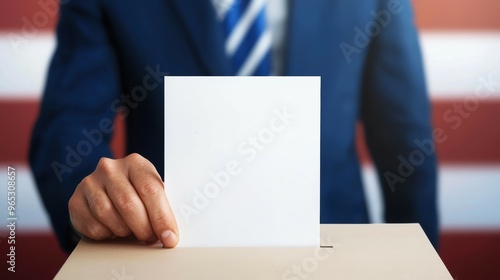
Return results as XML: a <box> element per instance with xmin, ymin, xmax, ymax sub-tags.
<box><xmin>225</xmin><ymin>0</ymin><xmax>267</xmax><ymax>56</ymax></box>
<box><xmin>421</xmin><ymin>31</ymin><xmax>500</xmax><ymax>99</ymax></box>
<box><xmin>236</xmin><ymin>29</ymin><xmax>271</xmax><ymax>75</ymax></box>
<box><xmin>0</xmin><ymin>165</ymin><xmax>52</xmax><ymax>232</ymax></box>
<box><xmin>0</xmin><ymin>32</ymin><xmax>55</xmax><ymax>99</ymax></box>
<box><xmin>3</xmin><ymin>164</ymin><xmax>499</xmax><ymax>231</ymax></box>
<box><xmin>362</xmin><ymin>164</ymin><xmax>500</xmax><ymax>230</ymax></box>
<box><xmin>437</xmin><ymin>165</ymin><xmax>500</xmax><ymax>230</ymax></box>
<box><xmin>1</xmin><ymin>31</ymin><xmax>500</xmax><ymax>99</ymax></box>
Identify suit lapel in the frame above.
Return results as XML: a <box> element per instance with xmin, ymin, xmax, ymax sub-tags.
<box><xmin>169</xmin><ymin>0</ymin><xmax>232</xmax><ymax>75</ymax></box>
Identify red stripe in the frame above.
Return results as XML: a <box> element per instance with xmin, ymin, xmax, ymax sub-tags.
<box><xmin>431</xmin><ymin>100</ymin><xmax>500</xmax><ymax>164</ymax></box>
<box><xmin>357</xmin><ymin>99</ymin><xmax>500</xmax><ymax>164</ymax></box>
<box><xmin>0</xmin><ymin>232</ymin><xmax>68</xmax><ymax>279</ymax></box>
<box><xmin>1</xmin><ymin>99</ymin><xmax>499</xmax><ymax>164</ymax></box>
<box><xmin>439</xmin><ymin>230</ymin><xmax>500</xmax><ymax>279</ymax></box>
<box><xmin>0</xmin><ymin>0</ymin><xmax>58</xmax><ymax>31</ymax></box>
<box><xmin>0</xmin><ymin>100</ymin><xmax>39</xmax><ymax>163</ymax></box>
<box><xmin>1</xmin><ymin>0</ymin><xmax>500</xmax><ymax>31</ymax></box>
<box><xmin>414</xmin><ymin>0</ymin><xmax>500</xmax><ymax>30</ymax></box>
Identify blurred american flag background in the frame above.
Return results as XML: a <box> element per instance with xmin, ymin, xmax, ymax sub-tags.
<box><xmin>0</xmin><ymin>0</ymin><xmax>499</xmax><ymax>279</ymax></box>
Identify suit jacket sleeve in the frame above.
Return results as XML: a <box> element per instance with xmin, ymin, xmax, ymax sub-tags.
<box><xmin>29</xmin><ymin>0</ymin><xmax>120</xmax><ymax>252</ymax></box>
<box><xmin>361</xmin><ymin>0</ymin><xmax>439</xmax><ymax>246</ymax></box>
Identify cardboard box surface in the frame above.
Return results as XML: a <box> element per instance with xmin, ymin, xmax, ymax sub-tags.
<box><xmin>55</xmin><ymin>224</ymin><xmax>453</xmax><ymax>279</ymax></box>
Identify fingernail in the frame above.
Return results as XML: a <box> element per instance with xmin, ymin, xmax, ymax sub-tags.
<box><xmin>161</xmin><ymin>230</ymin><xmax>178</xmax><ymax>248</ymax></box>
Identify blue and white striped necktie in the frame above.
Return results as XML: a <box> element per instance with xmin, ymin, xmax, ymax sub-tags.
<box><xmin>218</xmin><ymin>0</ymin><xmax>272</xmax><ymax>76</ymax></box>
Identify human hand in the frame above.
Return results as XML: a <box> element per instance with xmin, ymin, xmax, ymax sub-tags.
<box><xmin>68</xmin><ymin>153</ymin><xmax>178</xmax><ymax>247</ymax></box>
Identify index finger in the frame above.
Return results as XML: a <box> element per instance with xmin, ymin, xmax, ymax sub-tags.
<box><xmin>126</xmin><ymin>155</ymin><xmax>179</xmax><ymax>247</ymax></box>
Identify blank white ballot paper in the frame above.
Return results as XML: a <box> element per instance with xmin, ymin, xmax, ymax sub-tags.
<box><xmin>164</xmin><ymin>77</ymin><xmax>320</xmax><ymax>247</ymax></box>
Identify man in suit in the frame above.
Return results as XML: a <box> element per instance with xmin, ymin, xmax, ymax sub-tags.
<box><xmin>30</xmin><ymin>0</ymin><xmax>438</xmax><ymax>252</ymax></box>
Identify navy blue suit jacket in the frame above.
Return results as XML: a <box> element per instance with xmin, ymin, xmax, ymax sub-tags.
<box><xmin>30</xmin><ymin>0</ymin><xmax>438</xmax><ymax>252</ymax></box>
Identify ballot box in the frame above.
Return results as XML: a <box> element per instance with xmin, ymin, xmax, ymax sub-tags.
<box><xmin>55</xmin><ymin>224</ymin><xmax>452</xmax><ymax>279</ymax></box>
